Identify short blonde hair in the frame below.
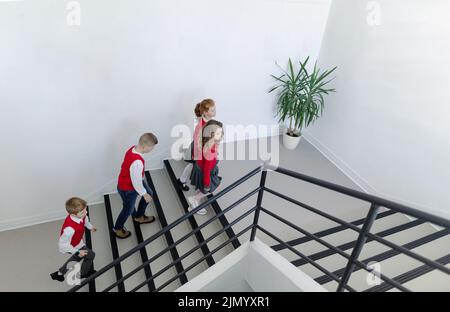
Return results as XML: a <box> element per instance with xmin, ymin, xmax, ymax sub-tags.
<box><xmin>139</xmin><ymin>133</ymin><xmax>158</xmax><ymax>147</ymax></box>
<box><xmin>65</xmin><ymin>197</ymin><xmax>87</xmax><ymax>215</ymax></box>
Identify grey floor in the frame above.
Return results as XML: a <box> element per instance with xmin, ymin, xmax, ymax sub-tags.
<box><xmin>0</xmin><ymin>137</ymin><xmax>447</xmax><ymax>292</ymax></box>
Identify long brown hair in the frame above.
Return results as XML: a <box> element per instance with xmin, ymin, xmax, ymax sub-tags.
<box><xmin>194</xmin><ymin>99</ymin><xmax>215</xmax><ymax>117</ymax></box>
<box><xmin>202</xmin><ymin>120</ymin><xmax>223</xmax><ymax>149</ymax></box>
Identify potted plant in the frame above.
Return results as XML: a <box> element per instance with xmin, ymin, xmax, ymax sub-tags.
<box><xmin>269</xmin><ymin>57</ymin><xmax>337</xmax><ymax>150</ymax></box>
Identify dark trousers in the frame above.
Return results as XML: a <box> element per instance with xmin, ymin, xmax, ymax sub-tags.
<box><xmin>59</xmin><ymin>246</ymin><xmax>95</xmax><ymax>276</ymax></box>
<box><xmin>114</xmin><ymin>179</ymin><xmax>154</xmax><ymax>230</ymax></box>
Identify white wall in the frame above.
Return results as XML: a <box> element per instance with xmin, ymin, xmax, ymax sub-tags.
<box><xmin>305</xmin><ymin>0</ymin><xmax>450</xmax><ymax>219</ymax></box>
<box><xmin>0</xmin><ymin>0</ymin><xmax>331</xmax><ymax>231</ymax></box>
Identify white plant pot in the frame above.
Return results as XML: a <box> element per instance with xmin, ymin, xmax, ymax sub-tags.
<box><xmin>283</xmin><ymin>132</ymin><xmax>302</xmax><ymax>150</ymax></box>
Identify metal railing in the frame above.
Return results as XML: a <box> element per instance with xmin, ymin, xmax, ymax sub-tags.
<box><xmin>69</xmin><ymin>164</ymin><xmax>450</xmax><ymax>292</ymax></box>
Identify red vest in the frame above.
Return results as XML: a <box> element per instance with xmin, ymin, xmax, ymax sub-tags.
<box><xmin>60</xmin><ymin>215</ymin><xmax>86</xmax><ymax>248</ymax></box>
<box><xmin>196</xmin><ymin>144</ymin><xmax>218</xmax><ymax>187</ymax></box>
<box><xmin>118</xmin><ymin>146</ymin><xmax>145</xmax><ymax>191</ymax></box>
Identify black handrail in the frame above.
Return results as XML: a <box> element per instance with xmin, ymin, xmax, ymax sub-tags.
<box><xmin>144</xmin><ymin>171</ymin><xmax>188</xmax><ymax>285</ymax></box>
<box><xmin>68</xmin><ymin>166</ymin><xmax>262</xmax><ymax>292</ymax></box>
<box><xmin>262</xmin><ymin>165</ymin><xmax>450</xmax><ymax>291</ymax></box>
<box><xmin>101</xmin><ymin>187</ymin><xmax>260</xmax><ymax>292</ymax></box>
<box><xmin>267</xmin><ymin>165</ymin><xmax>450</xmax><ymax>229</ymax></box>
<box><xmin>258</xmin><ymin>207</ymin><xmax>410</xmax><ymax>292</ymax></box>
<box><xmin>271</xmin><ymin>210</ymin><xmax>396</xmax><ymax>252</ymax></box>
<box><xmin>338</xmin><ymin>204</ymin><xmax>381</xmax><ymax>291</ymax></box>
<box><xmin>364</xmin><ymin>254</ymin><xmax>450</xmax><ymax>292</ymax></box>
<box><xmin>263</xmin><ymin>187</ymin><xmax>364</xmax><ymax>233</ymax></box>
<box><xmin>264</xmin><ymin>185</ymin><xmax>449</xmax><ymax>277</ymax></box>
<box><xmin>131</xmin><ymin>213</ymin><xmax>257</xmax><ymax>292</ymax></box>
<box><xmin>255</xmin><ymin>225</ymin><xmax>357</xmax><ymax>292</ymax></box>
<box><xmin>84</xmin><ymin>207</ymin><xmax>96</xmax><ymax>292</ymax></box>
<box><xmin>207</xmin><ymin>194</ymin><xmax>241</xmax><ymax>249</ymax></box>
<box><xmin>292</xmin><ymin>218</ymin><xmax>424</xmax><ymax>266</ymax></box>
<box><xmin>315</xmin><ymin>229</ymin><xmax>450</xmax><ymax>285</ymax></box>
<box><xmin>152</xmin><ymin>224</ymin><xmax>255</xmax><ymax>292</ymax></box>
<box><xmin>69</xmin><ymin>164</ymin><xmax>450</xmax><ymax>292</ymax></box>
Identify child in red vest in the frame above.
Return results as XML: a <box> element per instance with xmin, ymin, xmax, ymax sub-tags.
<box><xmin>114</xmin><ymin>133</ymin><xmax>158</xmax><ymax>239</ymax></box>
<box><xmin>188</xmin><ymin>120</ymin><xmax>224</xmax><ymax>215</ymax></box>
<box><xmin>50</xmin><ymin>197</ymin><xmax>97</xmax><ymax>282</ymax></box>
<box><xmin>178</xmin><ymin>99</ymin><xmax>217</xmax><ymax>191</ymax></box>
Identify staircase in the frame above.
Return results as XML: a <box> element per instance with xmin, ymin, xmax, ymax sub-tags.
<box><xmin>69</xmin><ymin>161</ymin><xmax>450</xmax><ymax>292</ymax></box>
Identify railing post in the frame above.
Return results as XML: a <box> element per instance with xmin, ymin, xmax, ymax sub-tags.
<box><xmin>250</xmin><ymin>169</ymin><xmax>267</xmax><ymax>241</ymax></box>
<box><xmin>337</xmin><ymin>203</ymin><xmax>380</xmax><ymax>292</ymax></box>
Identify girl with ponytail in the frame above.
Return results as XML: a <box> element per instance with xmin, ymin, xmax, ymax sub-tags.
<box><xmin>177</xmin><ymin>99</ymin><xmax>216</xmax><ymax>191</ymax></box>
<box><xmin>187</xmin><ymin>120</ymin><xmax>224</xmax><ymax>215</ymax></box>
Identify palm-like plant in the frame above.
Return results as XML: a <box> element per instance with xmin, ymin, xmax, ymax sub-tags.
<box><xmin>269</xmin><ymin>57</ymin><xmax>337</xmax><ymax>137</ymax></box>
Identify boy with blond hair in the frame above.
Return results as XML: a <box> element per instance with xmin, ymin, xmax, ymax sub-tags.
<box><xmin>113</xmin><ymin>133</ymin><xmax>158</xmax><ymax>238</ymax></box>
<box><xmin>50</xmin><ymin>197</ymin><xmax>97</xmax><ymax>282</ymax></box>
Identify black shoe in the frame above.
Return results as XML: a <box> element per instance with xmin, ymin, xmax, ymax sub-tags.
<box><xmin>50</xmin><ymin>271</ymin><xmax>65</xmax><ymax>282</ymax></box>
<box><xmin>177</xmin><ymin>179</ymin><xmax>190</xmax><ymax>191</ymax></box>
<box><xmin>80</xmin><ymin>269</ymin><xmax>97</xmax><ymax>279</ymax></box>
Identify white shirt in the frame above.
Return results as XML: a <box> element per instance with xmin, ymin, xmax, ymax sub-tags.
<box><xmin>58</xmin><ymin>215</ymin><xmax>93</xmax><ymax>254</ymax></box>
<box><xmin>130</xmin><ymin>147</ymin><xmax>147</xmax><ymax>196</ymax></box>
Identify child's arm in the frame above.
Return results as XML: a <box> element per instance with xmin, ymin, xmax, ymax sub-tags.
<box><xmin>193</xmin><ymin>122</ymin><xmax>203</xmax><ymax>160</ymax></box>
<box><xmin>202</xmin><ymin>144</ymin><xmax>217</xmax><ymax>189</ymax></box>
<box><xmin>130</xmin><ymin>160</ymin><xmax>147</xmax><ymax>196</ymax></box>
<box><xmin>130</xmin><ymin>160</ymin><xmax>152</xmax><ymax>203</ymax></box>
<box><xmin>84</xmin><ymin>215</ymin><xmax>96</xmax><ymax>232</ymax></box>
<box><xmin>59</xmin><ymin>227</ymin><xmax>78</xmax><ymax>254</ymax></box>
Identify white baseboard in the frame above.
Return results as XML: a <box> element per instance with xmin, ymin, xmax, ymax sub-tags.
<box><xmin>0</xmin><ymin>200</ymin><xmax>107</xmax><ymax>233</ymax></box>
<box><xmin>303</xmin><ymin>130</ymin><xmax>377</xmax><ymax>194</ymax></box>
<box><xmin>0</xmin><ymin>210</ymin><xmax>67</xmax><ymax>233</ymax></box>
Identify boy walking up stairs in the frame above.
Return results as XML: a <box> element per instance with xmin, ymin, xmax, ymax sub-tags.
<box><xmin>50</xmin><ymin>197</ymin><xmax>97</xmax><ymax>282</ymax></box>
<box><xmin>113</xmin><ymin>133</ymin><xmax>159</xmax><ymax>239</ymax></box>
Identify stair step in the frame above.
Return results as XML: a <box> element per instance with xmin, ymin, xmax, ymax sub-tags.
<box><xmin>105</xmin><ymin>193</ymin><xmax>150</xmax><ymax>292</ymax></box>
<box><xmin>365</xmin><ymin>254</ymin><xmax>450</xmax><ymax>292</ymax></box>
<box><xmin>315</xmin><ymin>228</ymin><xmax>450</xmax><ymax>286</ymax></box>
<box><xmin>143</xmin><ymin>170</ymin><xmax>185</xmax><ymax>291</ymax></box>
<box><xmin>189</xmin><ymin>160</ymin><xmax>261</xmax><ymax>246</ymax></box>
<box><xmin>164</xmin><ymin>159</ymin><xmax>235</xmax><ymax>264</ymax></box>
<box><xmin>169</xmin><ymin>159</ymin><xmax>239</xmax><ymax>255</ymax></box>
<box><xmin>163</xmin><ymin>160</ymin><xmax>216</xmax><ymax>267</ymax></box>
<box><xmin>149</xmin><ymin>169</ymin><xmax>209</xmax><ymax>282</ymax></box>
<box><xmin>323</xmin><ymin>233</ymin><xmax>450</xmax><ymax>291</ymax></box>
<box><xmin>131</xmin><ymin>218</ymin><xmax>156</xmax><ymax>292</ymax></box>
<box><xmin>399</xmin><ymin>262</ymin><xmax>450</xmax><ymax>292</ymax></box>
<box><xmin>138</xmin><ymin>225</ymin><xmax>182</xmax><ymax>292</ymax></box>
<box><xmin>207</xmin><ymin>193</ymin><xmax>241</xmax><ymax>250</ymax></box>
<box><xmin>87</xmin><ymin>202</ymin><xmax>120</xmax><ymax>292</ymax></box>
